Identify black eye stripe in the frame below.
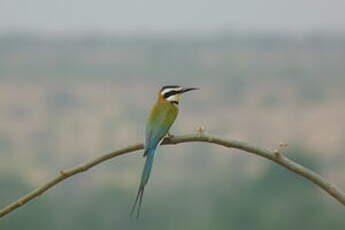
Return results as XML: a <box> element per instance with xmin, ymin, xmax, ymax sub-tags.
<box><xmin>163</xmin><ymin>90</ymin><xmax>180</xmax><ymax>98</ymax></box>
<box><xmin>161</xmin><ymin>85</ymin><xmax>180</xmax><ymax>91</ymax></box>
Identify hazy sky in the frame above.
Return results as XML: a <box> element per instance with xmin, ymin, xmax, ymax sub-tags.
<box><xmin>1</xmin><ymin>0</ymin><xmax>345</xmax><ymax>34</ymax></box>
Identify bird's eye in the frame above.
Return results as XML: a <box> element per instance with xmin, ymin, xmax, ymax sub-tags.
<box><xmin>163</xmin><ymin>90</ymin><xmax>179</xmax><ymax>98</ymax></box>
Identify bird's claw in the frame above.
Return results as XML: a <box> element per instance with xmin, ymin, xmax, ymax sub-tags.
<box><xmin>167</xmin><ymin>132</ymin><xmax>175</xmax><ymax>139</ymax></box>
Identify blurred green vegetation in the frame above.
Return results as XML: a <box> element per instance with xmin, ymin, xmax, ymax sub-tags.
<box><xmin>1</xmin><ymin>33</ymin><xmax>345</xmax><ymax>86</ymax></box>
<box><xmin>0</xmin><ymin>147</ymin><xmax>344</xmax><ymax>230</ymax></box>
<box><xmin>0</xmin><ymin>33</ymin><xmax>344</xmax><ymax>229</ymax></box>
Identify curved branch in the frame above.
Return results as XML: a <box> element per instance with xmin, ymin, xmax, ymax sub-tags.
<box><xmin>0</xmin><ymin>134</ymin><xmax>344</xmax><ymax>218</ymax></box>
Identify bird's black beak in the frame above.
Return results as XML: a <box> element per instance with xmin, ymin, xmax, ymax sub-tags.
<box><xmin>181</xmin><ymin>87</ymin><xmax>199</xmax><ymax>93</ymax></box>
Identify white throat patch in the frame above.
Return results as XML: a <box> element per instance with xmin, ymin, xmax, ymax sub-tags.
<box><xmin>166</xmin><ymin>94</ymin><xmax>181</xmax><ymax>102</ymax></box>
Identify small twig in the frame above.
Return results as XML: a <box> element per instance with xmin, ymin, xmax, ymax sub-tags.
<box><xmin>196</xmin><ymin>126</ymin><xmax>206</xmax><ymax>136</ymax></box>
<box><xmin>0</xmin><ymin>134</ymin><xmax>344</xmax><ymax>218</ymax></box>
<box><xmin>273</xmin><ymin>142</ymin><xmax>288</xmax><ymax>158</ymax></box>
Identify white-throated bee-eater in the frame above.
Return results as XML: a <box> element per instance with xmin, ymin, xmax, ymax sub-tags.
<box><xmin>130</xmin><ymin>85</ymin><xmax>199</xmax><ymax>218</ymax></box>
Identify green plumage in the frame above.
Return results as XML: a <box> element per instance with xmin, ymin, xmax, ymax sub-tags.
<box><xmin>146</xmin><ymin>100</ymin><xmax>179</xmax><ymax>146</ymax></box>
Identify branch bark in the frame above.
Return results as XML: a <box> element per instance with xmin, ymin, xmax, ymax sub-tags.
<box><xmin>0</xmin><ymin>134</ymin><xmax>344</xmax><ymax>218</ymax></box>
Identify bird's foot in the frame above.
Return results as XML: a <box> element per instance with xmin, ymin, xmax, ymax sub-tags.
<box><xmin>167</xmin><ymin>132</ymin><xmax>175</xmax><ymax>138</ymax></box>
<box><xmin>164</xmin><ymin>132</ymin><xmax>175</xmax><ymax>143</ymax></box>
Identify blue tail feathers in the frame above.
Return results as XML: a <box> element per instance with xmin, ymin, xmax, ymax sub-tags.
<box><xmin>130</xmin><ymin>148</ymin><xmax>156</xmax><ymax>218</ymax></box>
<box><xmin>141</xmin><ymin>150</ymin><xmax>155</xmax><ymax>186</ymax></box>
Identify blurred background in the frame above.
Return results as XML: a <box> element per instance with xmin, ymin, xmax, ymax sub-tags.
<box><xmin>0</xmin><ymin>1</ymin><xmax>345</xmax><ymax>229</ymax></box>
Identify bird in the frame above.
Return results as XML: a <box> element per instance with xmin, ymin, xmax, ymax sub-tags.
<box><xmin>130</xmin><ymin>85</ymin><xmax>199</xmax><ymax>218</ymax></box>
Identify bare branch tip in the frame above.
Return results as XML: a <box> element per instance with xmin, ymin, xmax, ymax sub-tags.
<box><xmin>60</xmin><ymin>170</ymin><xmax>67</xmax><ymax>176</ymax></box>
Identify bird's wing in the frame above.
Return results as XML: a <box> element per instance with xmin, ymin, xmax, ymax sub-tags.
<box><xmin>144</xmin><ymin>104</ymin><xmax>178</xmax><ymax>155</ymax></box>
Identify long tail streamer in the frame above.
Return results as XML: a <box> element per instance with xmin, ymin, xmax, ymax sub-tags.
<box><xmin>130</xmin><ymin>150</ymin><xmax>155</xmax><ymax>218</ymax></box>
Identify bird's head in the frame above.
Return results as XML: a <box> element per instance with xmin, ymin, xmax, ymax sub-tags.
<box><xmin>159</xmin><ymin>85</ymin><xmax>199</xmax><ymax>105</ymax></box>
